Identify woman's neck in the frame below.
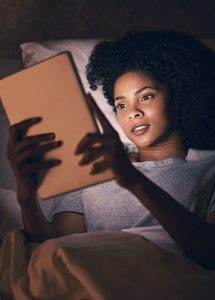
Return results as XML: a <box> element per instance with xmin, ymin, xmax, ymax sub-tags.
<box><xmin>137</xmin><ymin>131</ymin><xmax>187</xmax><ymax>162</ymax></box>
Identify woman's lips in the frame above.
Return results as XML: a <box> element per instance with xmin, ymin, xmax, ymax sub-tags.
<box><xmin>131</xmin><ymin>124</ymin><xmax>150</xmax><ymax>136</ymax></box>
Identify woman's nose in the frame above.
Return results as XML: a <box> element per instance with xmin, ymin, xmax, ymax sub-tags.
<box><xmin>128</xmin><ymin>110</ymin><xmax>144</xmax><ymax>120</ymax></box>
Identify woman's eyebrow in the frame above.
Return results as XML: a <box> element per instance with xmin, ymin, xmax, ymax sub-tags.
<box><xmin>135</xmin><ymin>86</ymin><xmax>160</xmax><ymax>95</ymax></box>
<box><xmin>114</xmin><ymin>86</ymin><xmax>160</xmax><ymax>101</ymax></box>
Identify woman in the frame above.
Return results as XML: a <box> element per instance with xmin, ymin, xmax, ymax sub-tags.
<box><xmin>7</xmin><ymin>30</ymin><xmax>215</xmax><ymax>269</ymax></box>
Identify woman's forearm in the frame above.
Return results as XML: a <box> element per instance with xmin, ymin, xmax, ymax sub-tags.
<box><xmin>130</xmin><ymin>173</ymin><xmax>215</xmax><ymax>270</ymax></box>
<box><xmin>18</xmin><ymin>192</ymin><xmax>58</xmax><ymax>242</ymax></box>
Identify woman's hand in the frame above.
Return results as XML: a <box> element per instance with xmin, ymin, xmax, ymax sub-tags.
<box><xmin>75</xmin><ymin>94</ymin><xmax>140</xmax><ymax>188</ymax></box>
<box><xmin>7</xmin><ymin>117</ymin><xmax>62</xmax><ymax>202</ymax></box>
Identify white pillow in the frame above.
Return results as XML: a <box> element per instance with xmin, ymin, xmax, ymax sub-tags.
<box><xmin>20</xmin><ymin>39</ymin><xmax>132</xmax><ymax>145</ymax></box>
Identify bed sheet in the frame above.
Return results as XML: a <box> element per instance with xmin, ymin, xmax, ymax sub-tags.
<box><xmin>1</xmin><ymin>228</ymin><xmax>215</xmax><ymax>300</ymax></box>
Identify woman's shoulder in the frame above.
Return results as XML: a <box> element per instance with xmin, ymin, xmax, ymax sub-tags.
<box><xmin>185</xmin><ymin>148</ymin><xmax>215</xmax><ymax>162</ymax></box>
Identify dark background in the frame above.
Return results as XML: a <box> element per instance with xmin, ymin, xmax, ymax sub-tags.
<box><xmin>0</xmin><ymin>0</ymin><xmax>214</xmax><ymax>58</ymax></box>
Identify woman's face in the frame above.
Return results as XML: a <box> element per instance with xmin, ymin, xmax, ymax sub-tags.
<box><xmin>114</xmin><ymin>71</ymin><xmax>175</xmax><ymax>149</ymax></box>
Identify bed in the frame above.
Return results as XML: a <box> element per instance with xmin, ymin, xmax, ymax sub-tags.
<box><xmin>0</xmin><ymin>1</ymin><xmax>215</xmax><ymax>299</ymax></box>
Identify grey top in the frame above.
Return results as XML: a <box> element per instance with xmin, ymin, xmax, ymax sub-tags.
<box><xmin>48</xmin><ymin>148</ymin><xmax>215</xmax><ymax>232</ymax></box>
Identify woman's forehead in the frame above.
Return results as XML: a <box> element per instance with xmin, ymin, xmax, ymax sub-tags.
<box><xmin>114</xmin><ymin>71</ymin><xmax>163</xmax><ymax>94</ymax></box>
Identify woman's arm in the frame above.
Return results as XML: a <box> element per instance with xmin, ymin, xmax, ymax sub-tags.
<box><xmin>19</xmin><ymin>191</ymin><xmax>57</xmax><ymax>242</ymax></box>
<box><xmin>129</xmin><ymin>173</ymin><xmax>215</xmax><ymax>270</ymax></box>
<box><xmin>79</xmin><ymin>133</ymin><xmax>215</xmax><ymax>269</ymax></box>
<box><xmin>77</xmin><ymin>94</ymin><xmax>215</xmax><ymax>270</ymax></box>
<box><xmin>7</xmin><ymin>117</ymin><xmax>86</xmax><ymax>242</ymax></box>
<box><xmin>18</xmin><ymin>191</ymin><xmax>86</xmax><ymax>242</ymax></box>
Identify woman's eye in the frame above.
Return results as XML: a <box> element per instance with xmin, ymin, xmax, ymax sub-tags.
<box><xmin>140</xmin><ymin>94</ymin><xmax>153</xmax><ymax>102</ymax></box>
<box><xmin>116</xmin><ymin>103</ymin><xmax>127</xmax><ymax>110</ymax></box>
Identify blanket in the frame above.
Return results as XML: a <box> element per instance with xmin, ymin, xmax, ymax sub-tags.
<box><xmin>0</xmin><ymin>228</ymin><xmax>215</xmax><ymax>300</ymax></box>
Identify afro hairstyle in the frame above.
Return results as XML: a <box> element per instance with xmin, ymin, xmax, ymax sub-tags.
<box><xmin>86</xmin><ymin>30</ymin><xmax>215</xmax><ymax>150</ymax></box>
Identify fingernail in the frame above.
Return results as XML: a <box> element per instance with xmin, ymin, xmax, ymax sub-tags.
<box><xmin>74</xmin><ymin>147</ymin><xmax>81</xmax><ymax>155</ymax></box>
<box><xmin>78</xmin><ymin>157</ymin><xmax>87</xmax><ymax>165</ymax></box>
<box><xmin>78</xmin><ymin>160</ymin><xmax>83</xmax><ymax>166</ymax></box>
<box><xmin>49</xmin><ymin>133</ymin><xmax>55</xmax><ymax>138</ymax></box>
<box><xmin>34</xmin><ymin>117</ymin><xmax>42</xmax><ymax>121</ymax></box>
<box><xmin>90</xmin><ymin>168</ymin><xmax>96</xmax><ymax>175</ymax></box>
<box><xmin>31</xmin><ymin>117</ymin><xmax>42</xmax><ymax>123</ymax></box>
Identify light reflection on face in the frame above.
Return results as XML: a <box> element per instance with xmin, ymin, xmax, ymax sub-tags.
<box><xmin>114</xmin><ymin>71</ymin><xmax>175</xmax><ymax>149</ymax></box>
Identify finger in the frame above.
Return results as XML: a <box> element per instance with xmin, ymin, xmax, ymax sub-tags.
<box><xmin>90</xmin><ymin>159</ymin><xmax>110</xmax><ymax>174</ymax></box>
<box><xmin>22</xmin><ymin>159</ymin><xmax>62</xmax><ymax>174</ymax></box>
<box><xmin>8</xmin><ymin>117</ymin><xmax>42</xmax><ymax>143</ymax></box>
<box><xmin>75</xmin><ymin>132</ymin><xmax>102</xmax><ymax>155</ymax></box>
<box><xmin>87</xmin><ymin>93</ymin><xmax>117</xmax><ymax>135</ymax></box>
<box><xmin>79</xmin><ymin>145</ymin><xmax>108</xmax><ymax>165</ymax></box>
<box><xmin>14</xmin><ymin>140</ymin><xmax>63</xmax><ymax>166</ymax></box>
<box><xmin>11</xmin><ymin>132</ymin><xmax>56</xmax><ymax>153</ymax></box>
<box><xmin>75</xmin><ymin>132</ymin><xmax>118</xmax><ymax>155</ymax></box>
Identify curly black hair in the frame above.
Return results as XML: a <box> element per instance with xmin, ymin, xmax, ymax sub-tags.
<box><xmin>86</xmin><ymin>30</ymin><xmax>215</xmax><ymax>150</ymax></box>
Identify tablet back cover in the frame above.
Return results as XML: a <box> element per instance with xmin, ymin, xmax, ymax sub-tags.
<box><xmin>0</xmin><ymin>52</ymin><xmax>113</xmax><ymax>199</ymax></box>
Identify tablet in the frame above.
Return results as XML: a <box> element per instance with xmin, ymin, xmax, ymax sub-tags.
<box><xmin>0</xmin><ymin>52</ymin><xmax>113</xmax><ymax>199</ymax></box>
